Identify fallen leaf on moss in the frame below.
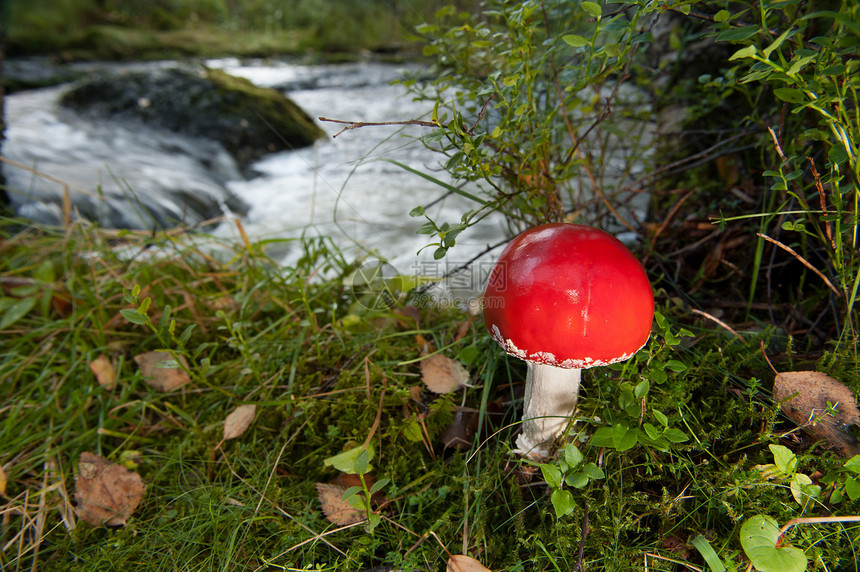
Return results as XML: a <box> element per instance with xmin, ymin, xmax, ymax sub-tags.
<box><xmin>316</xmin><ymin>473</ymin><xmax>387</xmax><ymax>526</ymax></box>
<box><xmin>447</xmin><ymin>554</ymin><xmax>491</xmax><ymax>572</ymax></box>
<box><xmin>421</xmin><ymin>353</ymin><xmax>469</xmax><ymax>394</ymax></box>
<box><xmin>75</xmin><ymin>452</ymin><xmax>145</xmax><ymax>526</ymax></box>
<box><xmin>89</xmin><ymin>354</ymin><xmax>116</xmax><ymax>389</ymax></box>
<box><xmin>773</xmin><ymin>370</ymin><xmax>860</xmax><ymax>457</ymax></box>
<box><xmin>134</xmin><ymin>351</ymin><xmax>190</xmax><ymax>391</ymax></box>
<box><xmin>223</xmin><ymin>404</ymin><xmax>257</xmax><ymax>440</ymax></box>
<box><xmin>316</xmin><ymin>482</ymin><xmax>365</xmax><ymax>525</ymax></box>
<box><xmin>441</xmin><ymin>407</ymin><xmax>479</xmax><ymax>450</ymax></box>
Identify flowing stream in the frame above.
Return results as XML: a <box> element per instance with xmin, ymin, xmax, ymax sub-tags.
<box><xmin>4</xmin><ymin>58</ymin><xmax>507</xmax><ymax>293</ymax></box>
<box><xmin>5</xmin><ymin>58</ymin><xmax>651</xmax><ymax>300</ymax></box>
<box><xmin>207</xmin><ymin>58</ymin><xmax>508</xmax><ymax>276</ymax></box>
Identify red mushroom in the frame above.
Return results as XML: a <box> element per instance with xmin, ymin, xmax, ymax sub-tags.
<box><xmin>483</xmin><ymin>223</ymin><xmax>654</xmax><ymax>458</ymax></box>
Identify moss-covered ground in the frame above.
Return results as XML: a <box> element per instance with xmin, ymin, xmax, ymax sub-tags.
<box><xmin>0</xmin><ymin>214</ymin><xmax>857</xmax><ymax>571</ymax></box>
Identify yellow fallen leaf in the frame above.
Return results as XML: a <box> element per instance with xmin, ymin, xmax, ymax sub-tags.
<box><xmin>0</xmin><ymin>464</ymin><xmax>6</xmax><ymax>496</ymax></box>
<box><xmin>134</xmin><ymin>351</ymin><xmax>190</xmax><ymax>391</ymax></box>
<box><xmin>223</xmin><ymin>404</ymin><xmax>257</xmax><ymax>440</ymax></box>
<box><xmin>75</xmin><ymin>452</ymin><xmax>145</xmax><ymax>526</ymax></box>
<box><xmin>447</xmin><ymin>554</ymin><xmax>491</xmax><ymax>572</ymax></box>
<box><xmin>89</xmin><ymin>354</ymin><xmax>116</xmax><ymax>389</ymax></box>
<box><xmin>420</xmin><ymin>353</ymin><xmax>469</xmax><ymax>394</ymax></box>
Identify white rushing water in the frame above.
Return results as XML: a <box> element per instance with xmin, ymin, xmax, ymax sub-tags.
<box><xmin>206</xmin><ymin>59</ymin><xmax>508</xmax><ymax>277</ymax></box>
<box><xmin>4</xmin><ymin>58</ymin><xmax>651</xmax><ymax>302</ymax></box>
<box><xmin>4</xmin><ymin>59</ymin><xmax>508</xmax><ymax>296</ymax></box>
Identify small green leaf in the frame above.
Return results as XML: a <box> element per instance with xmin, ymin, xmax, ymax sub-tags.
<box><xmin>790</xmin><ymin>473</ymin><xmax>820</xmax><ymax>505</ymax></box>
<box><xmin>663</xmin><ymin>428</ymin><xmax>689</xmax><ymax>443</ymax></box>
<box><xmin>717</xmin><ymin>26</ymin><xmax>760</xmax><ymax>42</ymax></box>
<box><xmin>643</xmin><ymin>423</ymin><xmax>662</xmax><ymax>441</ymax></box>
<box><xmin>581</xmin><ymin>1</ymin><xmax>602</xmax><ymax>19</ymax></box>
<box><xmin>369</xmin><ymin>478</ymin><xmax>390</xmax><ymax>494</ymax></box>
<box><xmin>540</xmin><ymin>463</ymin><xmax>563</xmax><ymax>489</ymax></box>
<box><xmin>729</xmin><ymin>45</ymin><xmax>758</xmax><ymax>60</ymax></box>
<box><xmin>613</xmin><ymin>423</ymin><xmax>638</xmax><ymax>452</ymax></box>
<box><xmin>345</xmin><ymin>492</ymin><xmax>367</xmax><ymax>511</ymax></box>
<box><xmin>417</xmin><ymin>222</ymin><xmax>436</xmax><ymax>235</ymax></box>
<box><xmin>665</xmin><ymin>360</ymin><xmax>687</xmax><ymax>373</ymax></box>
<box><xmin>787</xmin><ymin>55</ymin><xmax>816</xmax><ymax>76</ymax></box>
<box><xmin>409</xmin><ymin>206</ymin><xmax>425</xmax><ymax>217</ymax></box>
<box><xmin>550</xmin><ymin>488</ymin><xmax>576</xmax><ymax>519</ymax></box>
<box><xmin>600</xmin><ymin>44</ymin><xmax>622</xmax><ymax>58</ymax></box>
<box><xmin>845</xmin><ymin>477</ymin><xmax>860</xmax><ymax>501</ymax></box>
<box><xmin>589</xmin><ymin>427</ymin><xmax>614</xmax><ymax>448</ymax></box>
<box><xmin>324</xmin><ymin>445</ymin><xmax>373</xmax><ymax>474</ymax></box>
<box><xmin>830</xmin><ymin>488</ymin><xmax>843</xmax><ymax>504</ymax></box>
<box><xmin>0</xmin><ymin>296</ymin><xmax>37</xmax><ymax>329</ymax></box>
<box><xmin>763</xmin><ymin>27</ymin><xmax>794</xmax><ymax>58</ymax></box>
<box><xmin>774</xmin><ymin>88</ymin><xmax>806</xmax><ymax>103</ymax></box>
<box><xmin>562</xmin><ymin>34</ymin><xmax>589</xmax><ymax>47</ymax></box>
<box><xmin>653</xmin><ymin>409</ymin><xmax>669</xmax><ymax>427</ymax></box>
<box><xmin>341</xmin><ymin>485</ymin><xmax>363</xmax><ymax>501</ymax></box>
<box><xmin>120</xmin><ymin>308</ymin><xmax>148</xmax><ymax>325</ymax></box>
<box><xmin>179</xmin><ymin>324</ymin><xmax>196</xmax><ymax>344</ymax></box>
<box><xmin>353</xmin><ymin>448</ymin><xmax>372</xmax><ymax>475</ymax></box>
<box><xmin>582</xmin><ymin>462</ymin><xmax>604</xmax><ymax>480</ymax></box>
<box><xmin>563</xmin><ymin>444</ymin><xmax>584</xmax><ymax>469</ymax></box>
<box><xmin>565</xmin><ymin>471</ymin><xmax>589</xmax><ymax>488</ymax></box>
<box><xmin>402</xmin><ymin>419</ymin><xmax>423</xmax><ymax>442</ymax></box>
<box><xmin>714</xmin><ymin>9</ymin><xmax>731</xmax><ymax>22</ymax></box>
<box><xmin>843</xmin><ymin>455</ymin><xmax>860</xmax><ymax>474</ymax></box>
<box><xmin>769</xmin><ymin>444</ymin><xmax>797</xmax><ymax>474</ymax></box>
<box><xmin>740</xmin><ymin>515</ymin><xmax>807</xmax><ymax>572</ymax></box>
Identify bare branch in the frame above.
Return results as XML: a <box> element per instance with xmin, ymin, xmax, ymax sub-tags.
<box><xmin>318</xmin><ymin>116</ymin><xmax>439</xmax><ymax>138</ymax></box>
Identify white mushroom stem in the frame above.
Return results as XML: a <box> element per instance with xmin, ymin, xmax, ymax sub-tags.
<box><xmin>514</xmin><ymin>362</ymin><xmax>582</xmax><ymax>459</ymax></box>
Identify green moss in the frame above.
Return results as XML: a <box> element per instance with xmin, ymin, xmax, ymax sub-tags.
<box><xmin>204</xmin><ymin>67</ymin><xmax>326</xmax><ymax>160</ymax></box>
<box><xmin>0</xmin><ymin>219</ymin><xmax>858</xmax><ymax>571</ymax></box>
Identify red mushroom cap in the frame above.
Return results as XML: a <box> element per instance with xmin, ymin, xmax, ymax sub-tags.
<box><xmin>483</xmin><ymin>223</ymin><xmax>654</xmax><ymax>368</ymax></box>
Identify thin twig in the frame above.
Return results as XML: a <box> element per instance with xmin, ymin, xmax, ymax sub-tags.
<box><xmin>319</xmin><ymin>116</ymin><xmax>439</xmax><ymax>138</ymax></box>
<box><xmin>643</xmin><ymin>189</ymin><xmax>695</xmax><ymax>263</ymax></box>
<box><xmin>573</xmin><ymin>506</ymin><xmax>590</xmax><ymax>572</ymax></box>
<box><xmin>691</xmin><ymin>308</ymin><xmax>744</xmax><ymax>341</ymax></box>
<box><xmin>756</xmin><ymin>232</ymin><xmax>842</xmax><ymax>297</ymax></box>
<box><xmin>779</xmin><ymin>515</ymin><xmax>860</xmax><ymax>538</ymax></box>
<box><xmin>807</xmin><ymin>156</ymin><xmax>834</xmax><ymax>249</ymax></box>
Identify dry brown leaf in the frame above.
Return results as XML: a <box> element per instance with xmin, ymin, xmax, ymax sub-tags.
<box><xmin>89</xmin><ymin>354</ymin><xmax>116</xmax><ymax>389</ymax></box>
<box><xmin>223</xmin><ymin>404</ymin><xmax>257</xmax><ymax>441</ymax></box>
<box><xmin>421</xmin><ymin>354</ymin><xmax>469</xmax><ymax>394</ymax></box>
<box><xmin>773</xmin><ymin>370</ymin><xmax>860</xmax><ymax>457</ymax></box>
<box><xmin>75</xmin><ymin>452</ymin><xmax>145</xmax><ymax>526</ymax></box>
<box><xmin>447</xmin><ymin>554</ymin><xmax>491</xmax><ymax>572</ymax></box>
<box><xmin>441</xmin><ymin>408</ymin><xmax>479</xmax><ymax>450</ymax></box>
<box><xmin>134</xmin><ymin>351</ymin><xmax>190</xmax><ymax>391</ymax></box>
<box><xmin>315</xmin><ymin>482</ymin><xmax>364</xmax><ymax>525</ymax></box>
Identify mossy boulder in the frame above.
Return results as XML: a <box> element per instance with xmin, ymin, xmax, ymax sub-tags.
<box><xmin>60</xmin><ymin>65</ymin><xmax>325</xmax><ymax>170</ymax></box>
